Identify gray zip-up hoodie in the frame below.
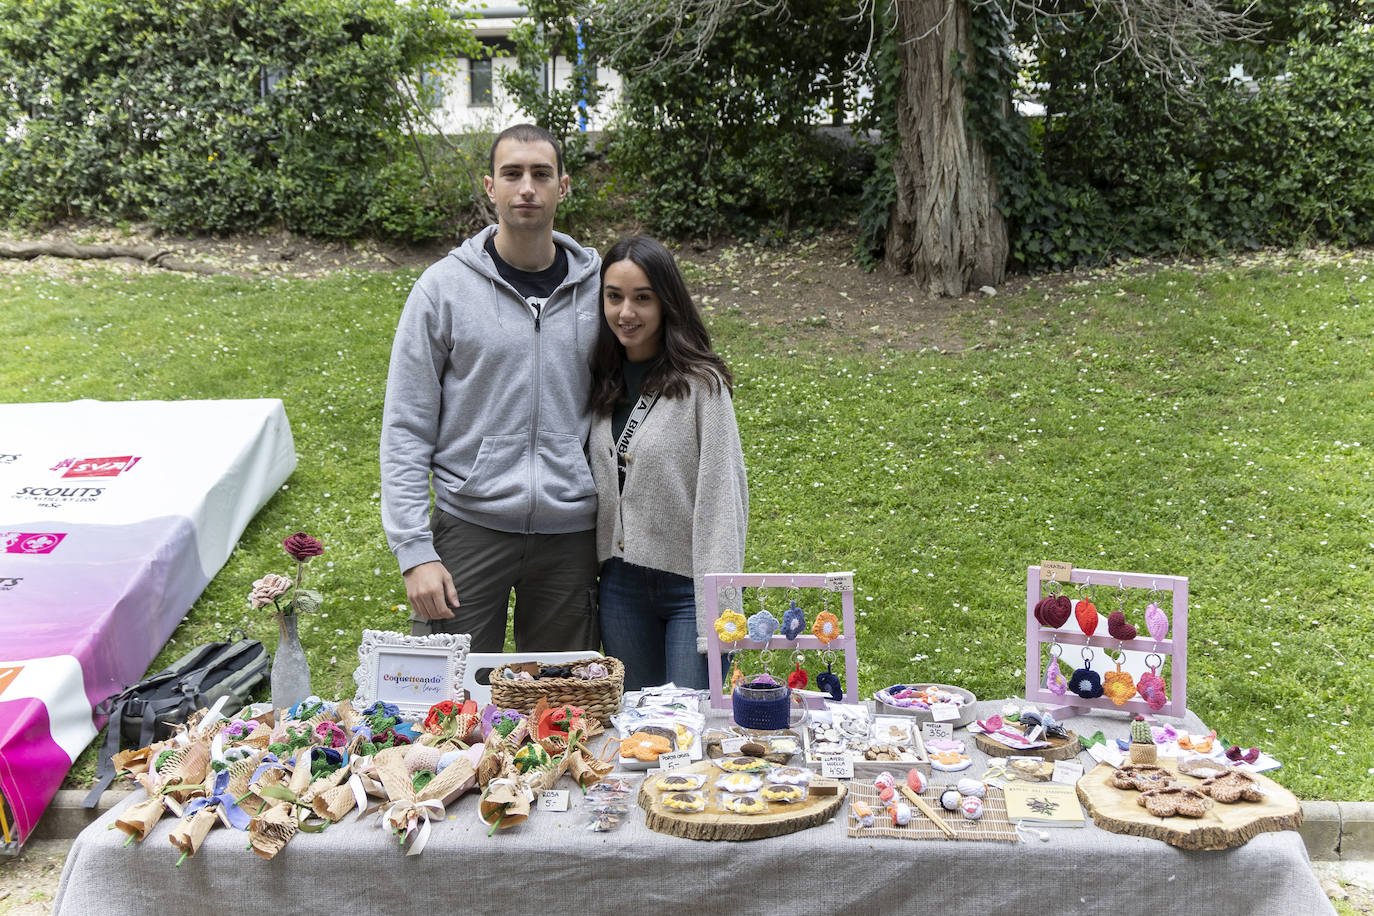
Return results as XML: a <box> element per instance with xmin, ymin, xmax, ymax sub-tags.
<box><xmin>380</xmin><ymin>226</ymin><xmax>603</xmax><ymax>573</ymax></box>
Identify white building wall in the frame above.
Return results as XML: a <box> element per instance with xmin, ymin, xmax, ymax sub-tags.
<box><xmin>427</xmin><ymin>12</ymin><xmax>622</xmax><ymax>135</ymax></box>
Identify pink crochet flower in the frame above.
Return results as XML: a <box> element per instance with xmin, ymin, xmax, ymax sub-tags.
<box><xmin>248</xmin><ymin>573</ymin><xmax>293</xmax><ymax>609</ymax></box>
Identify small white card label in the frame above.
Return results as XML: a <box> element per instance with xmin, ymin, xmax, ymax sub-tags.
<box><xmin>1088</xmin><ymin>743</ymin><xmax>1125</xmax><ymax>767</ymax></box>
<box><xmin>1052</xmin><ymin>760</ymin><xmax>1084</xmax><ymax>785</ymax></box>
<box><xmin>720</xmin><ymin>737</ymin><xmax>746</xmax><ymax>755</ymax></box>
<box><xmin>819</xmin><ymin>754</ymin><xmax>854</xmax><ymax>779</ymax></box>
<box><xmin>824</xmin><ymin>573</ymin><xmax>854</xmax><ymax>592</ymax></box>
<box><xmin>930</xmin><ymin>702</ymin><xmax>960</xmax><ymax>723</ymax></box>
<box><xmin>658</xmin><ymin>751</ymin><xmax>691</xmax><ymax>772</ymax></box>
<box><xmin>538</xmin><ymin>790</ymin><xmax>570</xmax><ymax>812</ymax></box>
<box><xmin>921</xmin><ymin>722</ymin><xmax>954</xmax><ymax>743</ymax></box>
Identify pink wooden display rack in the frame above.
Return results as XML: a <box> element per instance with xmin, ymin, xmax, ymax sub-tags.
<box><xmin>703</xmin><ymin>571</ymin><xmax>860</xmax><ymax>711</ymax></box>
<box><xmin>1024</xmin><ymin>565</ymin><xmax>1188</xmax><ymax>720</ymax></box>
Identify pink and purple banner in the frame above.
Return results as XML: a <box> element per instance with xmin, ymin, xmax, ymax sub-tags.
<box><xmin>0</xmin><ymin>399</ymin><xmax>295</xmax><ymax>845</ymax></box>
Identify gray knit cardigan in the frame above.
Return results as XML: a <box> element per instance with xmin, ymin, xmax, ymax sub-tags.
<box><xmin>590</xmin><ymin>375</ymin><xmax>749</xmax><ymax>653</ymax></box>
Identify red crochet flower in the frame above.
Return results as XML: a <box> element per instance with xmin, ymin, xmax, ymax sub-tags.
<box><xmin>423</xmin><ymin>700</ymin><xmax>458</xmax><ymax>732</ymax></box>
<box><xmin>282</xmin><ymin>532</ymin><xmax>324</xmax><ymax>562</ymax></box>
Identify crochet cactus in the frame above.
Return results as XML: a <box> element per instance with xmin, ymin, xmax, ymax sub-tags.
<box><xmin>1131</xmin><ymin>715</ymin><xmax>1154</xmax><ymax>745</ymax></box>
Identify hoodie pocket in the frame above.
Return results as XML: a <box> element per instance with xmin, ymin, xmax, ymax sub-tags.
<box><xmin>449</xmin><ymin>435</ymin><xmax>528</xmax><ymax>510</ymax></box>
<box><xmin>538</xmin><ymin>431</ymin><xmax>597</xmax><ymax>502</ymax></box>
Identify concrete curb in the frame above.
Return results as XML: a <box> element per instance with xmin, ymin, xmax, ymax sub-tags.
<box><xmin>25</xmin><ymin>791</ymin><xmax>1374</xmax><ymax>861</ymax></box>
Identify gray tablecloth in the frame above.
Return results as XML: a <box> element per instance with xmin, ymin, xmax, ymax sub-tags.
<box><xmin>53</xmin><ymin>704</ymin><xmax>1333</xmax><ymax>916</ymax></box>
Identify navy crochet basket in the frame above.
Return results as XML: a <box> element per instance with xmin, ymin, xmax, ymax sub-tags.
<box><xmin>732</xmin><ymin>678</ymin><xmax>792</xmax><ymax>731</ymax></box>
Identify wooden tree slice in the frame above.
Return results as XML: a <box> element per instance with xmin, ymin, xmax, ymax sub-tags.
<box><xmin>974</xmin><ymin>729</ymin><xmax>1081</xmax><ymax>761</ymax></box>
<box><xmin>1076</xmin><ymin>761</ymin><xmax>1302</xmax><ymax>850</ymax></box>
<box><xmin>638</xmin><ymin>759</ymin><xmax>847</xmax><ymax>841</ymax></box>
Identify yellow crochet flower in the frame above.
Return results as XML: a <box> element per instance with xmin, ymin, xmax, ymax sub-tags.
<box><xmin>714</xmin><ymin>610</ymin><xmax>748</xmax><ymax>643</ymax></box>
<box><xmin>812</xmin><ymin>611</ymin><xmax>841</xmax><ymax>644</ymax></box>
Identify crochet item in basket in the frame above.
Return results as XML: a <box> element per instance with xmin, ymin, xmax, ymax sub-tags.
<box><xmin>488</xmin><ymin>656</ymin><xmax>624</xmax><ymax>725</ymax></box>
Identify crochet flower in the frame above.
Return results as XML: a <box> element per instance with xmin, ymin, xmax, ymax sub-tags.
<box><xmin>282</xmin><ymin>532</ymin><xmax>324</xmax><ymax>562</ymax></box>
<box><xmin>1068</xmin><ymin>668</ymin><xmax>1103</xmax><ymax>699</ymax></box>
<box><xmin>248</xmin><ymin>573</ymin><xmax>292</xmax><ymax>610</ymax></box>
<box><xmin>746</xmin><ymin>609</ymin><xmax>779</xmax><ymax>642</ymax></box>
<box><xmin>714</xmin><ymin>610</ymin><xmax>748</xmax><ymax>643</ymax></box>
<box><xmin>573</xmin><ymin>662</ymin><xmax>608</xmax><ymax>680</ymax></box>
<box><xmin>220</xmin><ymin>719</ymin><xmax>255</xmax><ymax>741</ymax></box>
<box><xmin>781</xmin><ymin>601</ymin><xmax>806</xmax><ymax>640</ymax></box>
<box><xmin>313</xmin><ymin>721</ymin><xmax>348</xmax><ymax>748</ymax></box>
<box><xmin>423</xmin><ymin>700</ymin><xmax>459</xmax><ymax>733</ymax></box>
<box><xmin>812</xmin><ymin>611</ymin><xmax>840</xmax><ymax>644</ymax></box>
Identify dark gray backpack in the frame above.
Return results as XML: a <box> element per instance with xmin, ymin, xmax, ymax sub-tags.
<box><xmin>82</xmin><ymin>632</ymin><xmax>268</xmax><ymax>807</ymax></box>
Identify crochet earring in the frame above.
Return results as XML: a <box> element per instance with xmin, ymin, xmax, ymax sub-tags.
<box><xmin>1102</xmin><ymin>650</ymin><xmax>1137</xmax><ymax>706</ymax></box>
<box><xmin>815</xmin><ymin>649</ymin><xmax>843</xmax><ymax>701</ymax></box>
<box><xmin>1068</xmin><ymin>648</ymin><xmax>1104</xmax><ymax>699</ymax></box>
<box><xmin>1043</xmin><ymin>641</ymin><xmax>1068</xmax><ymax>696</ymax></box>
<box><xmin>1137</xmin><ymin>652</ymin><xmax>1169</xmax><ymax>711</ymax></box>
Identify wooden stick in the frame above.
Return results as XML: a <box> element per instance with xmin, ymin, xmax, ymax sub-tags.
<box><xmin>901</xmin><ymin>786</ymin><xmax>955</xmax><ymax>839</ymax></box>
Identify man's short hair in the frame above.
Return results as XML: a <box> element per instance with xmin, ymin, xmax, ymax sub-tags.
<box><xmin>488</xmin><ymin>124</ymin><xmax>565</xmax><ymax>176</ymax></box>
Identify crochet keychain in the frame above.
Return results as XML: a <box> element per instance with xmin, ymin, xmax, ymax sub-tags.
<box><xmin>1068</xmin><ymin>647</ymin><xmax>1104</xmax><ymax>699</ymax></box>
<box><xmin>1043</xmin><ymin>641</ymin><xmax>1068</xmax><ymax>696</ymax></box>
<box><xmin>1033</xmin><ymin>579</ymin><xmax>1072</xmax><ymax>628</ymax></box>
<box><xmin>787</xmin><ymin>650</ymin><xmax>808</xmax><ymax>689</ymax></box>
<box><xmin>1137</xmin><ymin>652</ymin><xmax>1169</xmax><ymax>711</ymax></box>
<box><xmin>1106</xmin><ymin>581</ymin><xmax>1137</xmax><ymax>640</ymax></box>
<box><xmin>781</xmin><ymin>588</ymin><xmax>806</xmax><ymax>641</ymax></box>
<box><xmin>815</xmin><ymin>648</ymin><xmax>843</xmax><ymax>701</ymax></box>
<box><xmin>1074</xmin><ymin>584</ymin><xmax>1099</xmax><ymax>637</ymax></box>
<box><xmin>747</xmin><ymin>586</ymin><xmax>780</xmax><ymax>643</ymax></box>
<box><xmin>812</xmin><ymin>589</ymin><xmax>840</xmax><ymax>644</ymax></box>
<box><xmin>713</xmin><ymin>584</ymin><xmax>747</xmax><ymax>645</ymax></box>
<box><xmin>1102</xmin><ymin>650</ymin><xmax>1137</xmax><ymax>706</ymax></box>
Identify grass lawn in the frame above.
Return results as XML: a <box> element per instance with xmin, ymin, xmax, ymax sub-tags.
<box><xmin>1</xmin><ymin>242</ymin><xmax>1370</xmax><ymax>800</ymax></box>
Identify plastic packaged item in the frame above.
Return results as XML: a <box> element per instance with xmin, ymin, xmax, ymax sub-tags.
<box><xmin>715</xmin><ymin>772</ymin><xmax>764</xmax><ymax>793</ymax></box>
<box><xmin>760</xmin><ymin>783</ymin><xmax>808</xmax><ymax>804</ymax></box>
<box><xmin>656</xmin><ymin>773</ymin><xmax>708</xmax><ymax>791</ymax></box>
<box><xmin>661</xmin><ymin>790</ymin><xmax>706</xmax><ymax>812</ymax></box>
<box><xmin>720</xmin><ymin>792</ymin><xmax>768</xmax><ymax>815</ymax></box>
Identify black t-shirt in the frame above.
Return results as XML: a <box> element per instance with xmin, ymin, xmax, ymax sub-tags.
<box><xmin>485</xmin><ymin>235</ymin><xmax>568</xmax><ymax>316</ymax></box>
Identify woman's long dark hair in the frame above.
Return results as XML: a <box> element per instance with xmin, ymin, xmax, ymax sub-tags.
<box><xmin>590</xmin><ymin>236</ymin><xmax>733</xmax><ymax>414</ymax></box>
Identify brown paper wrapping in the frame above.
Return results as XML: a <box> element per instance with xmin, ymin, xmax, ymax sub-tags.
<box><xmin>479</xmin><ymin>779</ymin><xmax>529</xmax><ymax>829</ymax></box>
<box><xmin>168</xmin><ymin>807</ymin><xmax>218</xmax><ymax>857</ymax></box>
<box><xmin>248</xmin><ymin>802</ymin><xmax>298</xmax><ymax>860</ymax></box>
<box><xmin>311</xmin><ymin>783</ymin><xmax>359</xmax><ymax>822</ymax></box>
<box><xmin>114</xmin><ymin>795</ymin><xmax>168</xmax><ymax>842</ymax></box>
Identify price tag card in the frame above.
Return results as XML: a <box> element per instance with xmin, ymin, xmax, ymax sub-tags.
<box><xmin>819</xmin><ymin>754</ymin><xmax>854</xmax><ymax>779</ymax></box>
<box><xmin>930</xmin><ymin>702</ymin><xmax>960</xmax><ymax>723</ymax></box>
<box><xmin>538</xmin><ymin>790</ymin><xmax>570</xmax><ymax>812</ymax></box>
<box><xmin>658</xmin><ymin>751</ymin><xmax>691</xmax><ymax>772</ymax></box>
<box><xmin>720</xmin><ymin>736</ymin><xmax>746</xmax><ymax>755</ymax></box>
<box><xmin>1052</xmin><ymin>760</ymin><xmax>1084</xmax><ymax>785</ymax></box>
<box><xmin>921</xmin><ymin>722</ymin><xmax>954</xmax><ymax>744</ymax></box>
<box><xmin>824</xmin><ymin>573</ymin><xmax>854</xmax><ymax>592</ymax></box>
<box><xmin>1040</xmin><ymin>561</ymin><xmax>1073</xmax><ymax>582</ymax></box>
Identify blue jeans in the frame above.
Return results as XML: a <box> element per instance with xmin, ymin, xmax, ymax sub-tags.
<box><xmin>598</xmin><ymin>558</ymin><xmax>710</xmax><ymax>690</ymax></box>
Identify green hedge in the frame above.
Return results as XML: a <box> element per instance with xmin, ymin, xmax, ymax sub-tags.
<box><xmin>0</xmin><ymin>0</ymin><xmax>479</xmax><ymax>239</ymax></box>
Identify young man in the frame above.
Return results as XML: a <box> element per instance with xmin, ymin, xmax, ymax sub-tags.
<box><xmin>380</xmin><ymin>124</ymin><xmax>602</xmax><ymax>652</ymax></box>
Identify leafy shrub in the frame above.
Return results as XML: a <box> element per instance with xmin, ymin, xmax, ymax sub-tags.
<box><xmin>0</xmin><ymin>0</ymin><xmax>481</xmax><ymax>240</ymax></box>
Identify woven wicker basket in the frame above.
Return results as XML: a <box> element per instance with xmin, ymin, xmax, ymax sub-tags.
<box><xmin>488</xmin><ymin>656</ymin><xmax>625</xmax><ymax>725</ymax></box>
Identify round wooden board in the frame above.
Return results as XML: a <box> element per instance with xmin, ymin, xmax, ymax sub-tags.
<box><xmin>974</xmin><ymin>729</ymin><xmax>1081</xmax><ymax>761</ymax></box>
<box><xmin>1076</xmin><ymin>761</ymin><xmax>1302</xmax><ymax>850</ymax></box>
<box><xmin>638</xmin><ymin>759</ymin><xmax>847</xmax><ymax>841</ymax></box>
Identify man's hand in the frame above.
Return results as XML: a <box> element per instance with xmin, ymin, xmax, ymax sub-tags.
<box><xmin>403</xmin><ymin>561</ymin><xmax>460</xmax><ymax>620</ymax></box>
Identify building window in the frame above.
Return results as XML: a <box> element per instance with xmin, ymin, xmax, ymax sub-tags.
<box><xmin>470</xmin><ymin>58</ymin><xmax>492</xmax><ymax>107</ymax></box>
<box><xmin>419</xmin><ymin>65</ymin><xmax>445</xmax><ymax>107</ymax></box>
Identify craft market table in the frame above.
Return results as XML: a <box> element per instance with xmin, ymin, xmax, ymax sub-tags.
<box><xmin>51</xmin><ymin>703</ymin><xmax>1331</xmax><ymax>916</ymax></box>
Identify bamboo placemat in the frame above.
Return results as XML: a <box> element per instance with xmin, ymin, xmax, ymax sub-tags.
<box><xmin>845</xmin><ymin>782</ymin><xmax>1017</xmax><ymax>843</ymax></box>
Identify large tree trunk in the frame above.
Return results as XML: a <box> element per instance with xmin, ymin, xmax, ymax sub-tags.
<box><xmin>885</xmin><ymin>0</ymin><xmax>1007</xmax><ymax>296</ymax></box>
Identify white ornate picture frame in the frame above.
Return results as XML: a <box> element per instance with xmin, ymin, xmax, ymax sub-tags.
<box><xmin>351</xmin><ymin>629</ymin><xmax>470</xmax><ymax>721</ymax></box>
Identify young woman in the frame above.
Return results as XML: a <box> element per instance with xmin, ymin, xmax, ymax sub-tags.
<box><xmin>589</xmin><ymin>236</ymin><xmax>748</xmax><ymax>690</ymax></box>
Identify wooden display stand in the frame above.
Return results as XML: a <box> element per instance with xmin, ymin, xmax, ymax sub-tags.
<box><xmin>703</xmin><ymin>572</ymin><xmax>860</xmax><ymax>711</ymax></box>
<box><xmin>1024</xmin><ymin>565</ymin><xmax>1188</xmax><ymax>720</ymax></box>
<box><xmin>973</xmin><ymin>729</ymin><xmax>1082</xmax><ymax>761</ymax></box>
<box><xmin>1077</xmin><ymin>761</ymin><xmax>1302</xmax><ymax>850</ymax></box>
<box><xmin>638</xmin><ymin>759</ymin><xmax>847</xmax><ymax>841</ymax></box>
